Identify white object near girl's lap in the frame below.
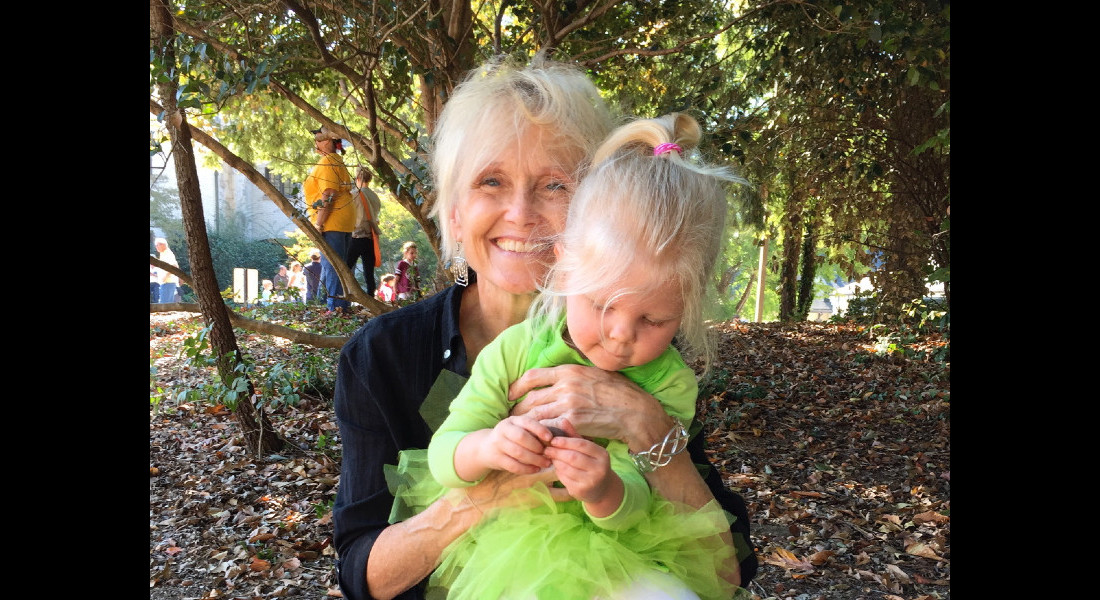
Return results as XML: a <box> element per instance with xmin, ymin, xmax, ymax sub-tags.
<box><xmin>596</xmin><ymin>571</ymin><xmax>703</xmax><ymax>600</ymax></box>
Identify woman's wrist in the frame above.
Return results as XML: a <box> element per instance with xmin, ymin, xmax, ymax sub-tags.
<box><xmin>622</xmin><ymin>398</ymin><xmax>677</xmax><ymax>453</ymax></box>
<box><xmin>628</xmin><ymin>418</ymin><xmax>690</xmax><ymax>473</ymax></box>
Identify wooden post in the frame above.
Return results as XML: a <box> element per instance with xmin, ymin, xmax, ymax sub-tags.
<box><xmin>754</xmin><ymin>238</ymin><xmax>768</xmax><ymax>322</ymax></box>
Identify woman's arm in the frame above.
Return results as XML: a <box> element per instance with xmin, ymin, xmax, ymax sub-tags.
<box><xmin>509</xmin><ymin>364</ymin><xmax>742</xmax><ymax>587</ymax></box>
<box><xmin>365</xmin><ymin>469</ymin><xmax>566</xmax><ymax>599</ymax></box>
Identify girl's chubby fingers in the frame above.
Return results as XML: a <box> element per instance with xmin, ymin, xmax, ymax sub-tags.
<box><xmin>498</xmin><ymin>416</ymin><xmax>554</xmax><ymax>449</ymax></box>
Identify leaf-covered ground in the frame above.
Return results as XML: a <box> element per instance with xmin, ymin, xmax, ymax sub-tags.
<box><xmin>150</xmin><ymin>310</ymin><xmax>949</xmax><ymax>600</ymax></box>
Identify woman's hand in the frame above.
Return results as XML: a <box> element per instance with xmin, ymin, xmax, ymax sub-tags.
<box><xmin>459</xmin><ymin>465</ymin><xmax>573</xmax><ymax>514</ymax></box>
<box><xmin>508</xmin><ymin>364</ymin><xmax>674</xmax><ymax>450</ymax></box>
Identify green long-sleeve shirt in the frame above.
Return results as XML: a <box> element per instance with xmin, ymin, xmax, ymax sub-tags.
<box><xmin>427</xmin><ymin>313</ymin><xmax>697</xmax><ymax>531</ymax></box>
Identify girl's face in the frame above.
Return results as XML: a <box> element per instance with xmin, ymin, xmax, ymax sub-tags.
<box><xmin>451</xmin><ymin>126</ymin><xmax>574</xmax><ymax>295</ymax></box>
<box><xmin>404</xmin><ymin>247</ymin><xmax>418</xmax><ymax>260</ymax></box>
<box><xmin>563</xmin><ymin>264</ymin><xmax>683</xmax><ymax>372</ymax></box>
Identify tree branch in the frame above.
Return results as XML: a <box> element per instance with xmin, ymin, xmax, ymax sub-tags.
<box><xmin>150</xmin><ymin>256</ymin><xmax>350</xmax><ymax>348</ymax></box>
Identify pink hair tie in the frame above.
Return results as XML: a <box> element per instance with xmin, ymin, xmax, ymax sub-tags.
<box><xmin>653</xmin><ymin>142</ymin><xmax>682</xmax><ymax>156</ymax></box>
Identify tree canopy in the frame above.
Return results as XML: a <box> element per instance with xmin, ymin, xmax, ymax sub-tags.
<box><xmin>150</xmin><ymin>0</ymin><xmax>949</xmax><ymax>321</ymax></box>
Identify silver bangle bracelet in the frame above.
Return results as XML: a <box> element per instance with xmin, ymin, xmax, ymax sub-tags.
<box><xmin>629</xmin><ymin>418</ymin><xmax>690</xmax><ymax>474</ymax></box>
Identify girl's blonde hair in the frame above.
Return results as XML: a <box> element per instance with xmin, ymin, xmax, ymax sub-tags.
<box><xmin>428</xmin><ymin>53</ymin><xmax>614</xmax><ymax>265</ymax></box>
<box><xmin>534</xmin><ymin>113</ymin><xmax>747</xmax><ymax>366</ymax></box>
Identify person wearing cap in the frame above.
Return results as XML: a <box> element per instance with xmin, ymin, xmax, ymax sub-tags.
<box><xmin>304</xmin><ymin>125</ymin><xmax>356</xmax><ymax>313</ymax></box>
<box><xmin>154</xmin><ymin>237</ymin><xmax>179</xmax><ymax>304</ymax></box>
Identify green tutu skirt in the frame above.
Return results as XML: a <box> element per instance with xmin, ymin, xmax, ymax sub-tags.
<box><xmin>386</xmin><ymin>449</ymin><xmax>745</xmax><ymax>600</ymax></box>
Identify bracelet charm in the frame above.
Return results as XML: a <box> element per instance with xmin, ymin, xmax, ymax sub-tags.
<box><xmin>629</xmin><ymin>418</ymin><xmax>689</xmax><ymax>473</ymax></box>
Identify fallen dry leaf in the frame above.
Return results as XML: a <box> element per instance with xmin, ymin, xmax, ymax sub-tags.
<box><xmin>250</xmin><ymin>557</ymin><xmax>271</xmax><ymax>571</ymax></box>
<box><xmin>885</xmin><ymin>563</ymin><xmax>911</xmax><ymax>584</ymax></box>
<box><xmin>913</xmin><ymin>510</ymin><xmax>950</xmax><ymax>525</ymax></box>
<box><xmin>905</xmin><ymin>542</ymin><xmax>944</xmax><ymax>561</ymax></box>
<box><xmin>764</xmin><ymin>547</ymin><xmax>815</xmax><ymax>573</ymax></box>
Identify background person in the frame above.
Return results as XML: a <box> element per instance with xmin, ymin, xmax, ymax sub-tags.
<box><xmin>304</xmin><ymin>251</ymin><xmax>323</xmax><ymax>302</ymax></box>
<box><xmin>375</xmin><ymin>273</ymin><xmax>396</xmax><ymax>304</ymax></box>
<box><xmin>347</xmin><ymin>167</ymin><xmax>383</xmax><ymax>297</ymax></box>
<box><xmin>332</xmin><ymin>55</ymin><xmax>756</xmax><ymax>600</ymax></box>
<box><xmin>259</xmin><ymin>279</ymin><xmax>274</xmax><ymax>305</ymax></box>
<box><xmin>305</xmin><ymin>126</ymin><xmax>356</xmax><ymax>314</ymax></box>
<box><xmin>273</xmin><ymin>264</ymin><xmax>290</xmax><ymax>300</ymax></box>
<box><xmin>287</xmin><ymin>261</ymin><xmax>307</xmax><ymax>302</ymax></box>
<box><xmin>155</xmin><ymin>237</ymin><xmax>179</xmax><ymax>304</ymax></box>
<box><xmin>150</xmin><ymin>262</ymin><xmax>160</xmax><ymax>303</ymax></box>
<box><xmin>393</xmin><ymin>241</ymin><xmax>420</xmax><ymax>301</ymax></box>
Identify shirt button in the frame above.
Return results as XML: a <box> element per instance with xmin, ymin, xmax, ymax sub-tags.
<box><xmin>443</xmin><ymin>349</ymin><xmax>451</xmax><ymax>360</ymax></box>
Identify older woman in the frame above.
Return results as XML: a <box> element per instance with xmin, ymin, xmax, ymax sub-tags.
<box><xmin>332</xmin><ymin>55</ymin><xmax>756</xmax><ymax>600</ymax></box>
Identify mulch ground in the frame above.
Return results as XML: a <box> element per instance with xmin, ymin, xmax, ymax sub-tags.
<box><xmin>150</xmin><ymin>311</ymin><xmax>949</xmax><ymax>600</ymax></box>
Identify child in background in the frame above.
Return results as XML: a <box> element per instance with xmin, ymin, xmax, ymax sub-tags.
<box><xmin>259</xmin><ymin>279</ymin><xmax>274</xmax><ymax>305</ymax></box>
<box><xmin>394</xmin><ymin>241</ymin><xmax>420</xmax><ymax>301</ymax></box>
<box><xmin>389</xmin><ymin>113</ymin><xmax>749</xmax><ymax>600</ymax></box>
<box><xmin>375</xmin><ymin>273</ymin><xmax>397</xmax><ymax>303</ymax></box>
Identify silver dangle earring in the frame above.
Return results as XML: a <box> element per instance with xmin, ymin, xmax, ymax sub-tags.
<box><xmin>450</xmin><ymin>243</ymin><xmax>469</xmax><ymax>287</ymax></box>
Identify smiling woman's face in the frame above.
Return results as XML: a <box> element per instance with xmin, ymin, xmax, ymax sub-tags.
<box><xmin>451</xmin><ymin>125</ymin><xmax>575</xmax><ymax>296</ymax></box>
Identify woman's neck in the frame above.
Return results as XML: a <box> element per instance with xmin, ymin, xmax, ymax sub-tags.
<box><xmin>459</xmin><ymin>281</ymin><xmax>535</xmax><ymax>366</ymax></box>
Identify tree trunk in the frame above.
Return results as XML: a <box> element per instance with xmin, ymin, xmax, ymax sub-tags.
<box><xmin>778</xmin><ymin>193</ymin><xmax>802</xmax><ymax>322</ymax></box>
<box><xmin>152</xmin><ymin>0</ymin><xmax>283</xmax><ymax>456</ymax></box>
<box><xmin>734</xmin><ymin>268</ymin><xmax>755</xmax><ymax>319</ymax></box>
<box><xmin>716</xmin><ymin>259</ymin><xmax>743</xmax><ymax>297</ymax></box>
<box><xmin>796</xmin><ymin>219</ymin><xmax>819</xmax><ymax>319</ymax></box>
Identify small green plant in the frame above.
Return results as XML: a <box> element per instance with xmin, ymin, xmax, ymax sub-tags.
<box><xmin>180</xmin><ymin>324</ymin><xmax>215</xmax><ymax>368</ymax></box>
<box><xmin>259</xmin><ymin>363</ymin><xmax>302</xmax><ymax>409</ymax></box>
<box><xmin>902</xmin><ymin>296</ymin><xmax>949</xmax><ymax>333</ymax></box>
<box><xmin>313</xmin><ymin>498</ymin><xmax>335</xmax><ymax>519</ymax></box>
<box><xmin>698</xmin><ymin>367</ymin><xmax>732</xmax><ymax>398</ymax></box>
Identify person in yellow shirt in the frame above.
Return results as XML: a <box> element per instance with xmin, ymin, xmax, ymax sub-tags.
<box><xmin>304</xmin><ymin>125</ymin><xmax>356</xmax><ymax>313</ymax></box>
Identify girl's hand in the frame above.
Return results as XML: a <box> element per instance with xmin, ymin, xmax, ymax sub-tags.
<box><xmin>481</xmin><ymin>415</ymin><xmax>554</xmax><ymax>474</ymax></box>
<box><xmin>543</xmin><ymin>420</ymin><xmax>623</xmax><ymax>517</ymax></box>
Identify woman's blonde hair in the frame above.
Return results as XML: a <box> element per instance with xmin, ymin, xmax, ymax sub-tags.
<box><xmin>428</xmin><ymin>53</ymin><xmax>614</xmax><ymax>265</ymax></box>
<box><xmin>534</xmin><ymin>113</ymin><xmax>747</xmax><ymax>366</ymax></box>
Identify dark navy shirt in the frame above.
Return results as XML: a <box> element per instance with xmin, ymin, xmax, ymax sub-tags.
<box><xmin>332</xmin><ymin>284</ymin><xmax>756</xmax><ymax>600</ymax></box>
